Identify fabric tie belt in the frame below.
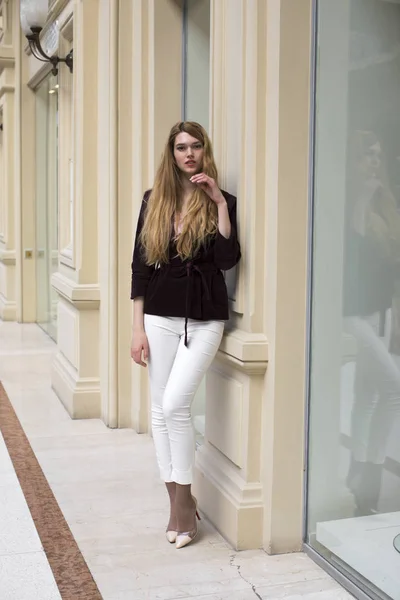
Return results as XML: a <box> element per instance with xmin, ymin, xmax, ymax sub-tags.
<box><xmin>150</xmin><ymin>261</ymin><xmax>217</xmax><ymax>347</ymax></box>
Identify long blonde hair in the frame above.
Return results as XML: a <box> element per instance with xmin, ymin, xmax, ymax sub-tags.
<box><xmin>140</xmin><ymin>122</ymin><xmax>219</xmax><ymax>265</ymax></box>
<box><xmin>349</xmin><ymin>130</ymin><xmax>400</xmax><ymax>261</ymax></box>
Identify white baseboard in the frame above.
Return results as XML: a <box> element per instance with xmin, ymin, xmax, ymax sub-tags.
<box><xmin>0</xmin><ymin>296</ymin><xmax>17</xmax><ymax>321</ymax></box>
<box><xmin>51</xmin><ymin>351</ymin><xmax>101</xmax><ymax>419</ymax></box>
<box><xmin>194</xmin><ymin>443</ymin><xmax>264</xmax><ymax>550</ymax></box>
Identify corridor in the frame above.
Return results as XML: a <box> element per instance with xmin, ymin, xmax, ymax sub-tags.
<box><xmin>0</xmin><ymin>322</ymin><xmax>351</xmax><ymax>600</ymax></box>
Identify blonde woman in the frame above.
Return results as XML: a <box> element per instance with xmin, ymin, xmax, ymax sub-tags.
<box><xmin>343</xmin><ymin>131</ymin><xmax>400</xmax><ymax>515</ymax></box>
<box><xmin>130</xmin><ymin>122</ymin><xmax>241</xmax><ymax>548</ymax></box>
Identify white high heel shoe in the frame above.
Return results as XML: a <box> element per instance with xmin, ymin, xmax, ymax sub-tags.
<box><xmin>175</xmin><ymin>497</ymin><xmax>201</xmax><ymax>549</ymax></box>
<box><xmin>166</xmin><ymin>530</ymin><xmax>177</xmax><ymax>543</ymax></box>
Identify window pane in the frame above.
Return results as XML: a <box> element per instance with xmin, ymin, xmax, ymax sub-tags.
<box><xmin>307</xmin><ymin>1</ymin><xmax>400</xmax><ymax>599</ymax></box>
<box><xmin>183</xmin><ymin>0</ymin><xmax>210</xmax><ymax>131</ymax></box>
<box><xmin>35</xmin><ymin>74</ymin><xmax>59</xmax><ymax>341</ymax></box>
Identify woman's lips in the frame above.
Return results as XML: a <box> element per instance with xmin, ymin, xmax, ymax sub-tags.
<box><xmin>185</xmin><ymin>161</ymin><xmax>196</xmax><ymax>166</ymax></box>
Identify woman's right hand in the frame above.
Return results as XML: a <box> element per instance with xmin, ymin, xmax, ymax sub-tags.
<box><xmin>131</xmin><ymin>329</ymin><xmax>149</xmax><ymax>367</ymax></box>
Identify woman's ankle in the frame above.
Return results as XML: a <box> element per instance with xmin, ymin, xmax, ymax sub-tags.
<box><xmin>175</xmin><ymin>484</ymin><xmax>194</xmax><ymax>506</ymax></box>
<box><xmin>165</xmin><ymin>482</ymin><xmax>177</xmax><ymax>531</ymax></box>
<box><xmin>165</xmin><ymin>481</ymin><xmax>177</xmax><ymax>500</ymax></box>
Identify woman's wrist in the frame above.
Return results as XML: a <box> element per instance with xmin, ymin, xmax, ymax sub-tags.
<box><xmin>215</xmin><ymin>193</ymin><xmax>227</xmax><ymax>208</ymax></box>
<box><xmin>133</xmin><ymin>297</ymin><xmax>145</xmax><ymax>333</ymax></box>
<box><xmin>217</xmin><ymin>199</ymin><xmax>231</xmax><ymax>238</ymax></box>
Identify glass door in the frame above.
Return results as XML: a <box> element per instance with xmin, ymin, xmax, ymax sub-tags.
<box><xmin>35</xmin><ymin>74</ymin><xmax>59</xmax><ymax>341</ymax></box>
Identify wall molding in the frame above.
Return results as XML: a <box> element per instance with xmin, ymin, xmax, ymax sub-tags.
<box><xmin>0</xmin><ymin>49</ymin><xmax>14</xmax><ymax>70</ymax></box>
<box><xmin>0</xmin><ymin>248</ymin><xmax>16</xmax><ymax>265</ymax></box>
<box><xmin>197</xmin><ymin>443</ymin><xmax>263</xmax><ymax>508</ymax></box>
<box><xmin>52</xmin><ymin>351</ymin><xmax>101</xmax><ymax>419</ymax></box>
<box><xmin>0</xmin><ymin>295</ymin><xmax>16</xmax><ymax>320</ymax></box>
<box><xmin>217</xmin><ymin>350</ymin><xmax>268</xmax><ymax>375</ymax></box>
<box><xmin>51</xmin><ymin>272</ymin><xmax>100</xmax><ymax>309</ymax></box>
<box><xmin>220</xmin><ymin>327</ymin><xmax>268</xmax><ymax>363</ymax></box>
<box><xmin>195</xmin><ymin>442</ymin><xmax>264</xmax><ymax>550</ymax></box>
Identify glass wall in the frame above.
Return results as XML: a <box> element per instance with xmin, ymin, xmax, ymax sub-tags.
<box><xmin>307</xmin><ymin>1</ymin><xmax>400</xmax><ymax>599</ymax></box>
<box><xmin>35</xmin><ymin>74</ymin><xmax>59</xmax><ymax>341</ymax></box>
<box><xmin>182</xmin><ymin>0</ymin><xmax>211</xmax><ymax>445</ymax></box>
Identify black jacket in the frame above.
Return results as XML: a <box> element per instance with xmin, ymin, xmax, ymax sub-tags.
<box><xmin>131</xmin><ymin>190</ymin><xmax>241</xmax><ymax>344</ymax></box>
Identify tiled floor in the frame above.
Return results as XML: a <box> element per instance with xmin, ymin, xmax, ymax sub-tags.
<box><xmin>0</xmin><ymin>321</ymin><xmax>353</xmax><ymax>600</ymax></box>
<box><xmin>0</xmin><ymin>432</ymin><xmax>61</xmax><ymax>600</ymax></box>
<box><xmin>318</xmin><ymin>512</ymin><xmax>400</xmax><ymax>600</ymax></box>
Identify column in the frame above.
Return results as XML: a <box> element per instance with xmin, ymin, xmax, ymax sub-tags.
<box><xmin>0</xmin><ymin>0</ymin><xmax>16</xmax><ymax>320</ymax></box>
<box><xmin>51</xmin><ymin>0</ymin><xmax>101</xmax><ymax>418</ymax></box>
<box><xmin>261</xmin><ymin>0</ymin><xmax>313</xmax><ymax>553</ymax></box>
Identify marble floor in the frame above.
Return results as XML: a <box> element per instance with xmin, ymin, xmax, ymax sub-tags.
<box><xmin>318</xmin><ymin>512</ymin><xmax>400</xmax><ymax>600</ymax></box>
<box><xmin>0</xmin><ymin>321</ymin><xmax>354</xmax><ymax>600</ymax></box>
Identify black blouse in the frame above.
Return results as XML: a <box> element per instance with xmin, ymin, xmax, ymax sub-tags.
<box><xmin>131</xmin><ymin>190</ymin><xmax>241</xmax><ymax>345</ymax></box>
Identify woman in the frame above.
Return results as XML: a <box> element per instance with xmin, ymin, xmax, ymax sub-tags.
<box><xmin>343</xmin><ymin>130</ymin><xmax>400</xmax><ymax>515</ymax></box>
<box><xmin>130</xmin><ymin>122</ymin><xmax>241</xmax><ymax>548</ymax></box>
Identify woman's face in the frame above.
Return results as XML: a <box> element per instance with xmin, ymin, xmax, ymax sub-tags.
<box><xmin>361</xmin><ymin>142</ymin><xmax>382</xmax><ymax>177</ymax></box>
<box><xmin>173</xmin><ymin>132</ymin><xmax>204</xmax><ymax>176</ymax></box>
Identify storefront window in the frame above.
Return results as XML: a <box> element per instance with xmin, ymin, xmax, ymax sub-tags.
<box><xmin>306</xmin><ymin>1</ymin><xmax>400</xmax><ymax>598</ymax></box>
<box><xmin>35</xmin><ymin>74</ymin><xmax>59</xmax><ymax>341</ymax></box>
<box><xmin>182</xmin><ymin>0</ymin><xmax>211</xmax><ymax>444</ymax></box>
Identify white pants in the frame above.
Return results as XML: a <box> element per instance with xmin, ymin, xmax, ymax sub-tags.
<box><xmin>144</xmin><ymin>315</ymin><xmax>224</xmax><ymax>484</ymax></box>
<box><xmin>345</xmin><ymin>314</ymin><xmax>400</xmax><ymax>464</ymax></box>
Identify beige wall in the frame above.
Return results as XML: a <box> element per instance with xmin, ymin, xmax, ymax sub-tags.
<box><xmin>262</xmin><ymin>0</ymin><xmax>313</xmax><ymax>553</ymax></box>
<box><xmin>0</xmin><ymin>0</ymin><xmax>17</xmax><ymax>321</ymax></box>
<box><xmin>2</xmin><ymin>0</ymin><xmax>314</xmax><ymax>553</ymax></box>
<box><xmin>50</xmin><ymin>0</ymin><xmax>101</xmax><ymax>419</ymax></box>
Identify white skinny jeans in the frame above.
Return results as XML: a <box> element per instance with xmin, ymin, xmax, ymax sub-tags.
<box><xmin>345</xmin><ymin>314</ymin><xmax>400</xmax><ymax>464</ymax></box>
<box><xmin>144</xmin><ymin>315</ymin><xmax>224</xmax><ymax>485</ymax></box>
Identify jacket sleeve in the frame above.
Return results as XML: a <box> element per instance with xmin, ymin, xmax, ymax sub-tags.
<box><xmin>130</xmin><ymin>193</ymin><xmax>155</xmax><ymax>300</ymax></box>
<box><xmin>213</xmin><ymin>194</ymin><xmax>241</xmax><ymax>271</ymax></box>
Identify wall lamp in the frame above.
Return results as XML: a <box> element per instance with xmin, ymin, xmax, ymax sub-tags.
<box><xmin>20</xmin><ymin>0</ymin><xmax>73</xmax><ymax>76</ymax></box>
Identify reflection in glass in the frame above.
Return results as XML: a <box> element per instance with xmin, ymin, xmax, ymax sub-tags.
<box><xmin>307</xmin><ymin>1</ymin><xmax>400</xmax><ymax>599</ymax></box>
<box><xmin>343</xmin><ymin>131</ymin><xmax>400</xmax><ymax>517</ymax></box>
<box><xmin>35</xmin><ymin>74</ymin><xmax>59</xmax><ymax>341</ymax></box>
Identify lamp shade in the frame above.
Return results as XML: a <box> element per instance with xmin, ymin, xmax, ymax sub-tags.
<box><xmin>20</xmin><ymin>0</ymin><xmax>49</xmax><ymax>36</ymax></box>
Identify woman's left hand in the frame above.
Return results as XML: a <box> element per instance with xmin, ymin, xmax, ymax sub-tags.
<box><xmin>190</xmin><ymin>173</ymin><xmax>226</xmax><ymax>206</ymax></box>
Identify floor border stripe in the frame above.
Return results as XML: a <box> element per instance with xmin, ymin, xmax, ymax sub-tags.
<box><xmin>0</xmin><ymin>382</ymin><xmax>103</xmax><ymax>600</ymax></box>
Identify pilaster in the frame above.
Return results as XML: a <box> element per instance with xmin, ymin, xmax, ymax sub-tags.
<box><xmin>51</xmin><ymin>0</ymin><xmax>101</xmax><ymax>418</ymax></box>
<box><xmin>261</xmin><ymin>0</ymin><xmax>313</xmax><ymax>553</ymax></box>
<box><xmin>0</xmin><ymin>66</ymin><xmax>16</xmax><ymax>320</ymax></box>
<box><xmin>0</xmin><ymin>0</ymin><xmax>17</xmax><ymax>320</ymax></box>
